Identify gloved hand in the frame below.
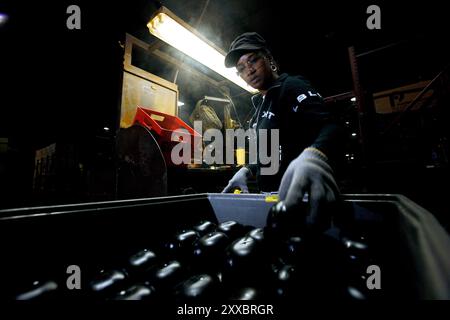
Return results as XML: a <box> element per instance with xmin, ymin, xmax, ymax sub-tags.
<box><xmin>278</xmin><ymin>147</ymin><xmax>339</xmax><ymax>226</ymax></box>
<box><xmin>222</xmin><ymin>167</ymin><xmax>252</xmax><ymax>193</ymax></box>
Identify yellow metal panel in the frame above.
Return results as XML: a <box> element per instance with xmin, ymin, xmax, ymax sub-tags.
<box><xmin>120</xmin><ymin>72</ymin><xmax>177</xmax><ymax>128</ymax></box>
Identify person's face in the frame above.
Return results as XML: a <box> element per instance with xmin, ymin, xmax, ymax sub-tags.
<box><xmin>236</xmin><ymin>51</ymin><xmax>274</xmax><ymax>91</ymax></box>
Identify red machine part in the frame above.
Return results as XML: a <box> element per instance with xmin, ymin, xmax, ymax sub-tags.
<box><xmin>134</xmin><ymin>107</ymin><xmax>202</xmax><ymax>166</ymax></box>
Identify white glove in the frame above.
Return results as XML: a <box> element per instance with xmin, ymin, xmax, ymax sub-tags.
<box><xmin>278</xmin><ymin>147</ymin><xmax>339</xmax><ymax>226</ymax></box>
<box><xmin>222</xmin><ymin>167</ymin><xmax>251</xmax><ymax>193</ymax></box>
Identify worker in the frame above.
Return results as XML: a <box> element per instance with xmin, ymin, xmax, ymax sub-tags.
<box><xmin>222</xmin><ymin>32</ymin><xmax>344</xmax><ymax>225</ymax></box>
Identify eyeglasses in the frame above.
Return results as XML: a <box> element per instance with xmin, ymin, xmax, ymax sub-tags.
<box><xmin>236</xmin><ymin>53</ymin><xmax>264</xmax><ymax>77</ymax></box>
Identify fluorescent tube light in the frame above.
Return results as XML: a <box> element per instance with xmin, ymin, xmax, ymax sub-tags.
<box><xmin>147</xmin><ymin>7</ymin><xmax>257</xmax><ymax>93</ymax></box>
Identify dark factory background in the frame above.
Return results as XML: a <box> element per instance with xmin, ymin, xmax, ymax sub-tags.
<box><xmin>0</xmin><ymin>0</ymin><xmax>448</xmax><ymax>230</ymax></box>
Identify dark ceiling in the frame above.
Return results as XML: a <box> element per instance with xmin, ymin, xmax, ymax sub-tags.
<box><xmin>0</xmin><ymin>0</ymin><xmax>448</xmax><ymax>146</ymax></box>
<box><xmin>155</xmin><ymin>0</ymin><xmax>449</xmax><ymax>94</ymax></box>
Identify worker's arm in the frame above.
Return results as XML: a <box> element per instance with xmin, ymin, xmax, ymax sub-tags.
<box><xmin>281</xmin><ymin>76</ymin><xmax>345</xmax><ymax>165</ymax></box>
<box><xmin>278</xmin><ymin>77</ymin><xmax>344</xmax><ymax>227</ymax></box>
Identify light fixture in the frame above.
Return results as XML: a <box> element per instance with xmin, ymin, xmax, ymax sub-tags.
<box><xmin>204</xmin><ymin>96</ymin><xmax>231</xmax><ymax>103</ymax></box>
<box><xmin>351</xmin><ymin>97</ymin><xmax>356</xmax><ymax>102</ymax></box>
<box><xmin>147</xmin><ymin>7</ymin><xmax>257</xmax><ymax>93</ymax></box>
<box><xmin>0</xmin><ymin>13</ymin><xmax>9</xmax><ymax>27</ymax></box>
<box><xmin>177</xmin><ymin>101</ymin><xmax>185</xmax><ymax>107</ymax></box>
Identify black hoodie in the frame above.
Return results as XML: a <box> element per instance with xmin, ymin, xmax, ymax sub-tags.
<box><xmin>247</xmin><ymin>73</ymin><xmax>344</xmax><ymax>191</ymax></box>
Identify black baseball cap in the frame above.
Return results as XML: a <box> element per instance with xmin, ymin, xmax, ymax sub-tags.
<box><xmin>224</xmin><ymin>32</ymin><xmax>267</xmax><ymax>68</ymax></box>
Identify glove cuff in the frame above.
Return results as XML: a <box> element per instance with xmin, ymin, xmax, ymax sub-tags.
<box><xmin>302</xmin><ymin>147</ymin><xmax>329</xmax><ymax>162</ymax></box>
